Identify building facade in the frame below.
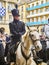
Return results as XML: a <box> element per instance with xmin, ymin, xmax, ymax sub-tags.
<box><xmin>18</xmin><ymin>0</ymin><xmax>49</xmax><ymax>33</ymax></box>
<box><xmin>18</xmin><ymin>1</ymin><xmax>26</xmax><ymax>23</ymax></box>
<box><xmin>0</xmin><ymin>0</ymin><xmax>17</xmax><ymax>34</ymax></box>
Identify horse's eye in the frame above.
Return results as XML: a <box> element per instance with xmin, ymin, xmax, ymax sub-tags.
<box><xmin>31</xmin><ymin>34</ymin><xmax>34</xmax><ymax>36</ymax></box>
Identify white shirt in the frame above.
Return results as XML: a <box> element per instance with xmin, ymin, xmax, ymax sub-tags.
<box><xmin>44</xmin><ymin>24</ymin><xmax>49</xmax><ymax>38</ymax></box>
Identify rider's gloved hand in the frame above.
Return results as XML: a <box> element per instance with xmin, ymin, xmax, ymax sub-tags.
<box><xmin>19</xmin><ymin>32</ymin><xmax>22</xmax><ymax>36</ymax></box>
<box><xmin>19</xmin><ymin>32</ymin><xmax>22</xmax><ymax>35</ymax></box>
<box><xmin>4</xmin><ymin>57</ymin><xmax>7</xmax><ymax>62</ymax></box>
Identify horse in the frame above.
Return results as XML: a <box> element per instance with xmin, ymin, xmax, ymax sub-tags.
<box><xmin>14</xmin><ymin>27</ymin><xmax>42</xmax><ymax>65</ymax></box>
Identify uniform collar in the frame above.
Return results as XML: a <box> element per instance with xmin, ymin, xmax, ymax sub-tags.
<box><xmin>13</xmin><ymin>19</ymin><xmax>19</xmax><ymax>23</ymax></box>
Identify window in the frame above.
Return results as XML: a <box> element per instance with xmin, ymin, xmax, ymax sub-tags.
<box><xmin>30</xmin><ymin>11</ymin><xmax>32</xmax><ymax>15</ymax></box>
<box><xmin>41</xmin><ymin>1</ymin><xmax>43</xmax><ymax>4</ymax></box>
<box><xmin>30</xmin><ymin>18</ymin><xmax>32</xmax><ymax>22</ymax></box>
<box><xmin>42</xmin><ymin>16</ymin><xmax>44</xmax><ymax>21</ymax></box>
<box><xmin>27</xmin><ymin>11</ymin><xmax>30</xmax><ymax>15</ymax></box>
<box><xmin>30</xmin><ymin>4</ymin><xmax>32</xmax><ymax>8</ymax></box>
<box><xmin>40</xmin><ymin>8</ymin><xmax>43</xmax><ymax>12</ymax></box>
<box><xmin>45</xmin><ymin>16</ymin><xmax>47</xmax><ymax>20</ymax></box>
<box><xmin>36</xmin><ymin>18</ymin><xmax>38</xmax><ymax>22</ymax></box>
<box><xmin>36</xmin><ymin>2</ymin><xmax>39</xmax><ymax>6</ymax></box>
<box><xmin>28</xmin><ymin>4</ymin><xmax>30</xmax><ymax>8</ymax></box>
<box><xmin>48</xmin><ymin>7</ymin><xmax>49</xmax><ymax>11</ymax></box>
<box><xmin>8</xmin><ymin>3</ymin><xmax>14</xmax><ymax>11</ymax></box>
<box><xmin>32</xmin><ymin>18</ymin><xmax>34</xmax><ymax>22</ymax></box>
<box><xmin>0</xmin><ymin>2</ymin><xmax>2</xmax><ymax>8</ymax></box>
<box><xmin>38</xmin><ymin>9</ymin><xmax>40</xmax><ymax>13</ymax></box>
<box><xmin>21</xmin><ymin>6</ymin><xmax>23</xmax><ymax>11</ymax></box>
<box><xmin>45</xmin><ymin>7</ymin><xmax>49</xmax><ymax>11</ymax></box>
<box><xmin>36</xmin><ymin>9</ymin><xmax>38</xmax><ymax>13</ymax></box>
<box><xmin>17</xmin><ymin>0</ymin><xmax>19</xmax><ymax>1</ymax></box>
<box><xmin>34</xmin><ymin>18</ymin><xmax>36</xmax><ymax>22</ymax></box>
<box><xmin>46</xmin><ymin>0</ymin><xmax>49</xmax><ymax>2</ymax></box>
<box><xmin>32</xmin><ymin>4</ymin><xmax>34</xmax><ymax>7</ymax></box>
<box><xmin>0</xmin><ymin>17</ymin><xmax>2</xmax><ymax>21</ymax></box>
<box><xmin>32</xmin><ymin>10</ymin><xmax>34</xmax><ymax>14</ymax></box>
<box><xmin>9</xmin><ymin>15</ymin><xmax>12</xmax><ymax>21</ymax></box>
<box><xmin>21</xmin><ymin>13</ymin><xmax>23</xmax><ymax>19</ymax></box>
<box><xmin>38</xmin><ymin>17</ymin><xmax>41</xmax><ymax>21</ymax></box>
<box><xmin>30</xmin><ymin>0</ymin><xmax>34</xmax><ymax>1</ymax></box>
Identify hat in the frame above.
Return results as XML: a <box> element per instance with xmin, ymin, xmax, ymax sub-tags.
<box><xmin>11</xmin><ymin>9</ymin><xmax>20</xmax><ymax>16</ymax></box>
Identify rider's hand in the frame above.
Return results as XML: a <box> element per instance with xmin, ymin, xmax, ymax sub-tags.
<box><xmin>4</xmin><ymin>57</ymin><xmax>7</xmax><ymax>62</ymax></box>
<box><xmin>19</xmin><ymin>32</ymin><xmax>22</xmax><ymax>36</ymax></box>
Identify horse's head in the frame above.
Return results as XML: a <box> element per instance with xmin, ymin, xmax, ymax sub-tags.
<box><xmin>22</xmin><ymin>26</ymin><xmax>42</xmax><ymax>52</ymax></box>
<box><xmin>27</xmin><ymin>27</ymin><xmax>42</xmax><ymax>52</ymax></box>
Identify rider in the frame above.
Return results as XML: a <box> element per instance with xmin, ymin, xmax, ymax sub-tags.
<box><xmin>9</xmin><ymin>4</ymin><xmax>25</xmax><ymax>44</ymax></box>
<box><xmin>9</xmin><ymin>4</ymin><xmax>26</xmax><ymax>62</ymax></box>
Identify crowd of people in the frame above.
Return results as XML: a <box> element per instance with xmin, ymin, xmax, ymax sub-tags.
<box><xmin>0</xmin><ymin>27</ymin><xmax>10</xmax><ymax>65</ymax></box>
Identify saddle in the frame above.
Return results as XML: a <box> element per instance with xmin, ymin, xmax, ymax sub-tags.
<box><xmin>9</xmin><ymin>41</ymin><xmax>20</xmax><ymax>54</ymax></box>
<box><xmin>6</xmin><ymin>41</ymin><xmax>20</xmax><ymax>62</ymax></box>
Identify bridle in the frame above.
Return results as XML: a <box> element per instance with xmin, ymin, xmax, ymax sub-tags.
<box><xmin>21</xmin><ymin>32</ymin><xmax>40</xmax><ymax>65</ymax></box>
<box><xmin>21</xmin><ymin>42</ymin><xmax>31</xmax><ymax>65</ymax></box>
<box><xmin>21</xmin><ymin>42</ymin><xmax>31</xmax><ymax>51</ymax></box>
<box><xmin>27</xmin><ymin>26</ymin><xmax>40</xmax><ymax>44</ymax></box>
<box><xmin>29</xmin><ymin>34</ymin><xmax>40</xmax><ymax>44</ymax></box>
<box><xmin>29</xmin><ymin>33</ymin><xmax>40</xmax><ymax>44</ymax></box>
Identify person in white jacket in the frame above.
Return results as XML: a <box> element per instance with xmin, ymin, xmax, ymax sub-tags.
<box><xmin>44</xmin><ymin>19</ymin><xmax>49</xmax><ymax>38</ymax></box>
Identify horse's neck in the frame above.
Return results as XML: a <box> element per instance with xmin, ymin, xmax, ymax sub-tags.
<box><xmin>24</xmin><ymin>35</ymin><xmax>32</xmax><ymax>50</ymax></box>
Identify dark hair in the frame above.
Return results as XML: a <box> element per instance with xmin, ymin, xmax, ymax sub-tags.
<box><xmin>0</xmin><ymin>27</ymin><xmax>5</xmax><ymax>34</ymax></box>
<box><xmin>0</xmin><ymin>27</ymin><xmax>5</xmax><ymax>31</ymax></box>
<box><xmin>0</xmin><ymin>28</ymin><xmax>3</xmax><ymax>34</ymax></box>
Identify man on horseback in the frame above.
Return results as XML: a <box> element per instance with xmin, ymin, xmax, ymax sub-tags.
<box><xmin>9</xmin><ymin>4</ymin><xmax>26</xmax><ymax>63</ymax></box>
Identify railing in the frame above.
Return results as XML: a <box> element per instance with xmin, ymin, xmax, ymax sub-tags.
<box><xmin>26</xmin><ymin>20</ymin><xmax>48</xmax><ymax>26</ymax></box>
<box><xmin>26</xmin><ymin>2</ymin><xmax>49</xmax><ymax>11</ymax></box>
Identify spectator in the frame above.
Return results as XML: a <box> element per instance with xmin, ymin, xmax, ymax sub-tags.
<box><xmin>0</xmin><ymin>28</ymin><xmax>6</xmax><ymax>65</ymax></box>
<box><xmin>43</xmin><ymin>18</ymin><xmax>49</xmax><ymax>38</ymax></box>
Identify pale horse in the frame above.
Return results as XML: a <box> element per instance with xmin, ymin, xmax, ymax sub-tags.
<box><xmin>15</xmin><ymin>27</ymin><xmax>42</xmax><ymax>65</ymax></box>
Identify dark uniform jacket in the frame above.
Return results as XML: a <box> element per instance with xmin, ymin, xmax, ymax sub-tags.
<box><xmin>0</xmin><ymin>40</ymin><xmax>5</xmax><ymax>62</ymax></box>
<box><xmin>9</xmin><ymin>19</ymin><xmax>26</xmax><ymax>44</ymax></box>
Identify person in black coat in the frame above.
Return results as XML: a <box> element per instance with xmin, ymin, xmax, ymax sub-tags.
<box><xmin>0</xmin><ymin>28</ymin><xmax>7</xmax><ymax>65</ymax></box>
<box><xmin>37</xmin><ymin>35</ymin><xmax>47</xmax><ymax>62</ymax></box>
<box><xmin>9</xmin><ymin>5</ymin><xmax>25</xmax><ymax>44</ymax></box>
<box><xmin>9</xmin><ymin>4</ymin><xmax>26</xmax><ymax>63</ymax></box>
